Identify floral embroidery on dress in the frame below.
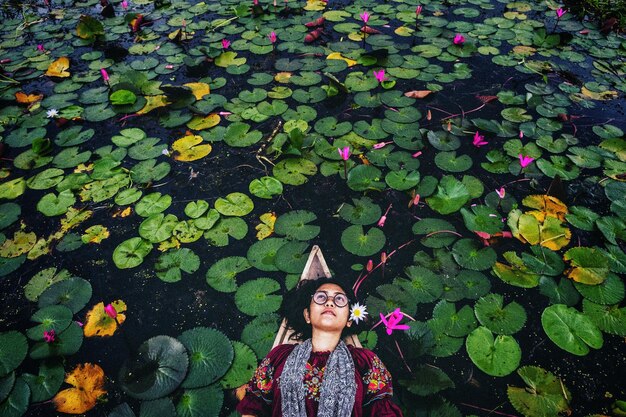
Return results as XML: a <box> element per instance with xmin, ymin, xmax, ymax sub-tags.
<box><xmin>303</xmin><ymin>361</ymin><xmax>325</xmax><ymax>401</ymax></box>
<box><xmin>248</xmin><ymin>357</ymin><xmax>274</xmax><ymax>399</ymax></box>
<box><xmin>363</xmin><ymin>355</ymin><xmax>392</xmax><ymax>397</ymax></box>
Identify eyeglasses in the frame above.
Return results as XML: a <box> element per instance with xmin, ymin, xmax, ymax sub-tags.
<box><xmin>311</xmin><ymin>291</ymin><xmax>349</xmax><ymax>308</ymax></box>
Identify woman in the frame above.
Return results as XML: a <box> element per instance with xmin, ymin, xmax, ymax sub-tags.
<box><xmin>237</xmin><ymin>278</ymin><xmax>403</xmax><ymax>417</ymax></box>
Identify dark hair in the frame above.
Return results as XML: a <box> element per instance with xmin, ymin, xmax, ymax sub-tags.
<box><xmin>280</xmin><ymin>277</ymin><xmax>362</xmax><ymax>341</ymax></box>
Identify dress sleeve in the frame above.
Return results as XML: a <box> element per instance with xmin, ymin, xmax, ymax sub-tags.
<box><xmin>236</xmin><ymin>344</ymin><xmax>295</xmax><ymax>417</ymax></box>
<box><xmin>352</xmin><ymin>348</ymin><xmax>404</xmax><ymax>417</ymax></box>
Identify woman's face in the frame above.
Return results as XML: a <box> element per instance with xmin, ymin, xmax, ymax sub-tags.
<box><xmin>303</xmin><ymin>283</ymin><xmax>351</xmax><ymax>333</ymax></box>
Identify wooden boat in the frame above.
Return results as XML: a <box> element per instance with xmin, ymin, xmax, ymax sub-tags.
<box><xmin>272</xmin><ymin>245</ymin><xmax>362</xmax><ymax>349</ymax></box>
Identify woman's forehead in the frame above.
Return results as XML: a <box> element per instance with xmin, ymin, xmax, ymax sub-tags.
<box><xmin>316</xmin><ymin>283</ymin><xmax>345</xmax><ymax>294</ymax></box>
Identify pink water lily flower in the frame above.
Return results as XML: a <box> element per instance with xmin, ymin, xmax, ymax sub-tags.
<box><xmin>366</xmin><ymin>259</ymin><xmax>374</xmax><ymax>272</ymax></box>
<box><xmin>472</xmin><ymin>131</ymin><xmax>487</xmax><ymax>147</ymax></box>
<box><xmin>268</xmin><ymin>31</ymin><xmax>277</xmax><ymax>43</ymax></box>
<box><xmin>37</xmin><ymin>44</ymin><xmax>45</xmax><ymax>52</ymax></box>
<box><xmin>453</xmin><ymin>33</ymin><xmax>465</xmax><ymax>45</ymax></box>
<box><xmin>373</xmin><ymin>69</ymin><xmax>386</xmax><ymax>83</ymax></box>
<box><xmin>104</xmin><ymin>303</ymin><xmax>117</xmax><ymax>319</ymax></box>
<box><xmin>253</xmin><ymin>0</ymin><xmax>258</xmax><ymax>5</ymax></box>
<box><xmin>380</xmin><ymin>308</ymin><xmax>410</xmax><ymax>335</ymax></box>
<box><xmin>100</xmin><ymin>68</ymin><xmax>109</xmax><ymax>82</ymax></box>
<box><xmin>496</xmin><ymin>187</ymin><xmax>505</xmax><ymax>199</ymax></box>
<box><xmin>415</xmin><ymin>5</ymin><xmax>422</xmax><ymax>16</ymax></box>
<box><xmin>221</xmin><ymin>39</ymin><xmax>231</xmax><ymax>49</ymax></box>
<box><xmin>556</xmin><ymin>7</ymin><xmax>566</xmax><ymax>18</ymax></box>
<box><xmin>121</xmin><ymin>0</ymin><xmax>128</xmax><ymax>9</ymax></box>
<box><xmin>360</xmin><ymin>11</ymin><xmax>370</xmax><ymax>23</ymax></box>
<box><xmin>377</xmin><ymin>215</ymin><xmax>387</xmax><ymax>227</ymax></box>
<box><xmin>373</xmin><ymin>141</ymin><xmax>391</xmax><ymax>149</ymax></box>
<box><xmin>519</xmin><ymin>154</ymin><xmax>535</xmax><ymax>168</ymax></box>
<box><xmin>43</xmin><ymin>329</ymin><xmax>55</xmax><ymax>343</ymax></box>
<box><xmin>337</xmin><ymin>146</ymin><xmax>351</xmax><ymax>161</ymax></box>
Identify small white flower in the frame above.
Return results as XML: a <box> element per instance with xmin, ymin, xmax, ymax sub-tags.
<box><xmin>349</xmin><ymin>302</ymin><xmax>368</xmax><ymax>324</ymax></box>
<box><xmin>46</xmin><ymin>108</ymin><xmax>59</xmax><ymax>118</ymax></box>
<box><xmin>162</xmin><ymin>149</ymin><xmax>171</xmax><ymax>157</ymax></box>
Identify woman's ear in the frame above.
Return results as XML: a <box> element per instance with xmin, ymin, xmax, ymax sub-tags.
<box><xmin>303</xmin><ymin>308</ymin><xmax>310</xmax><ymax>324</ymax></box>
<box><xmin>346</xmin><ymin>320</ymin><xmax>352</xmax><ymax>328</ymax></box>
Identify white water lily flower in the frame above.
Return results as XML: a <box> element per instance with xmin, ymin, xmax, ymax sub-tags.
<box><xmin>349</xmin><ymin>302</ymin><xmax>368</xmax><ymax>324</ymax></box>
<box><xmin>46</xmin><ymin>108</ymin><xmax>59</xmax><ymax>118</ymax></box>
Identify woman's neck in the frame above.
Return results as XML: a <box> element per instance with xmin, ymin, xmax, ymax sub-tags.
<box><xmin>311</xmin><ymin>330</ymin><xmax>342</xmax><ymax>352</ymax></box>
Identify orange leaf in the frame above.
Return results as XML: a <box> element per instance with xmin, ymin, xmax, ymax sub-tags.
<box><xmin>15</xmin><ymin>91</ymin><xmax>44</xmax><ymax>104</ymax></box>
<box><xmin>45</xmin><ymin>57</ymin><xmax>71</xmax><ymax>78</ymax></box>
<box><xmin>112</xmin><ymin>206</ymin><xmax>132</xmax><ymax>218</ymax></box>
<box><xmin>404</xmin><ymin>90</ymin><xmax>432</xmax><ymax>99</ymax></box>
<box><xmin>53</xmin><ymin>363</ymin><xmax>107</xmax><ymax>414</ymax></box>
<box><xmin>83</xmin><ymin>300</ymin><xmax>127</xmax><ymax>337</ymax></box>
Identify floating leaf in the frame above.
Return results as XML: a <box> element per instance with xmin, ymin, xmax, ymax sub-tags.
<box><xmin>255</xmin><ymin>212</ymin><xmax>276</xmax><ymax>241</ymax></box>
<box><xmin>38</xmin><ymin>277</ymin><xmax>92</xmax><ymax>313</ymax></box>
<box><xmin>23</xmin><ymin>360</ymin><xmax>64</xmax><ymax>402</ymax></box>
<box><xmin>0</xmin><ymin>331</ymin><xmax>28</xmax><ymax>377</ymax></box>
<box><xmin>120</xmin><ymin>336</ymin><xmax>188</xmax><ymax>400</ymax></box>
<box><xmin>178</xmin><ymin>327</ymin><xmax>233</xmax><ymax>388</ymax></box>
<box><xmin>493</xmin><ymin>252</ymin><xmax>540</xmax><ymax>288</ymax></box>
<box><xmin>563</xmin><ymin>247</ymin><xmax>608</xmax><ymax>285</ymax></box>
<box><xmin>249</xmin><ymin>176</ymin><xmax>283</xmax><ymax>200</ymax></box>
<box><xmin>52</xmin><ymin>363</ymin><xmax>106</xmax><ymax>414</ymax></box>
<box><xmin>113</xmin><ymin>237</ymin><xmax>153</xmax><ymax>269</ymax></box>
<box><xmin>474</xmin><ymin>294</ymin><xmax>526</xmax><ymax>335</ymax></box>
<box><xmin>215</xmin><ymin>192</ymin><xmax>254</xmax><ymax>217</ymax></box>
<box><xmin>341</xmin><ymin>225</ymin><xmax>386</xmax><ymax>257</ymax></box>
<box><xmin>206</xmin><ymin>256</ymin><xmax>251</xmax><ymax>293</ymax></box>
<box><xmin>235</xmin><ymin>278</ymin><xmax>282</xmax><ymax>316</ymax></box>
<box><xmin>507</xmin><ymin>366</ymin><xmax>571</xmax><ymax>417</ymax></box>
<box><xmin>399</xmin><ymin>365</ymin><xmax>454</xmax><ymax>396</ymax></box>
<box><xmin>83</xmin><ymin>300</ymin><xmax>127</xmax><ymax>337</ymax></box>
<box><xmin>426</xmin><ymin>176</ymin><xmax>471</xmax><ymax>215</ymax></box>
<box><xmin>45</xmin><ymin>57</ymin><xmax>71</xmax><ymax>78</ymax></box>
<box><xmin>274</xmin><ymin>210</ymin><xmax>319</xmax><ymax>241</ymax></box>
<box><xmin>76</xmin><ymin>15</ymin><xmax>104</xmax><ymax>40</ymax></box>
<box><xmin>220</xmin><ymin>341</ymin><xmax>257</xmax><ymax>389</ymax></box>
<box><xmin>541</xmin><ymin>304</ymin><xmax>603</xmax><ymax>355</ymax></box>
<box><xmin>466</xmin><ymin>326</ymin><xmax>521</xmax><ymax>377</ymax></box>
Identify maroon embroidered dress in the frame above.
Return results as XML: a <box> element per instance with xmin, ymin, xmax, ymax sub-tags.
<box><xmin>236</xmin><ymin>344</ymin><xmax>403</xmax><ymax>417</ymax></box>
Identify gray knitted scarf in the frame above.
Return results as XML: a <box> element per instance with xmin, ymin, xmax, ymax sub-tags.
<box><xmin>280</xmin><ymin>339</ymin><xmax>356</xmax><ymax>417</ymax></box>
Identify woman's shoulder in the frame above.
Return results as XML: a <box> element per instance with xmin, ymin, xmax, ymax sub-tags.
<box><xmin>265</xmin><ymin>343</ymin><xmax>298</xmax><ymax>362</ymax></box>
<box><xmin>348</xmin><ymin>345</ymin><xmax>385</xmax><ymax>370</ymax></box>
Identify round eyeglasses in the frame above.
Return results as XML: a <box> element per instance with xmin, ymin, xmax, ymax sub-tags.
<box><xmin>311</xmin><ymin>291</ymin><xmax>349</xmax><ymax>308</ymax></box>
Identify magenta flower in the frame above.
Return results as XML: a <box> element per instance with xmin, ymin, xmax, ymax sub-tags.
<box><xmin>366</xmin><ymin>259</ymin><xmax>373</xmax><ymax>272</ymax></box>
<box><xmin>373</xmin><ymin>69</ymin><xmax>386</xmax><ymax>83</ymax></box>
<box><xmin>360</xmin><ymin>11</ymin><xmax>370</xmax><ymax>23</ymax></box>
<box><xmin>268</xmin><ymin>31</ymin><xmax>277</xmax><ymax>43</ymax></box>
<box><xmin>100</xmin><ymin>68</ymin><xmax>109</xmax><ymax>83</ymax></box>
<box><xmin>104</xmin><ymin>303</ymin><xmax>117</xmax><ymax>319</ymax></box>
<box><xmin>556</xmin><ymin>7</ymin><xmax>566</xmax><ymax>18</ymax></box>
<box><xmin>221</xmin><ymin>39</ymin><xmax>231</xmax><ymax>50</ymax></box>
<box><xmin>37</xmin><ymin>44</ymin><xmax>45</xmax><ymax>52</ymax></box>
<box><xmin>373</xmin><ymin>141</ymin><xmax>392</xmax><ymax>149</ymax></box>
<box><xmin>43</xmin><ymin>329</ymin><xmax>56</xmax><ymax>343</ymax></box>
<box><xmin>337</xmin><ymin>146</ymin><xmax>351</xmax><ymax>161</ymax></box>
<box><xmin>412</xmin><ymin>150</ymin><xmax>422</xmax><ymax>158</ymax></box>
<box><xmin>121</xmin><ymin>0</ymin><xmax>128</xmax><ymax>9</ymax></box>
<box><xmin>472</xmin><ymin>131</ymin><xmax>487</xmax><ymax>147</ymax></box>
<box><xmin>253</xmin><ymin>0</ymin><xmax>259</xmax><ymax>5</ymax></box>
<box><xmin>416</xmin><ymin>5</ymin><xmax>422</xmax><ymax>16</ymax></box>
<box><xmin>519</xmin><ymin>154</ymin><xmax>535</xmax><ymax>168</ymax></box>
<box><xmin>380</xmin><ymin>308</ymin><xmax>410</xmax><ymax>335</ymax></box>
<box><xmin>377</xmin><ymin>215</ymin><xmax>387</xmax><ymax>227</ymax></box>
<box><xmin>453</xmin><ymin>34</ymin><xmax>465</xmax><ymax>45</ymax></box>
<box><xmin>519</xmin><ymin>130</ymin><xmax>524</xmax><ymax>139</ymax></box>
<box><xmin>496</xmin><ymin>187</ymin><xmax>505</xmax><ymax>199</ymax></box>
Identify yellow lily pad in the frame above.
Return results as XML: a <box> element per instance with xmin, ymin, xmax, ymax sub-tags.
<box><xmin>45</xmin><ymin>57</ymin><xmax>71</xmax><ymax>78</ymax></box>
<box><xmin>172</xmin><ymin>134</ymin><xmax>212</xmax><ymax>161</ymax></box>
<box><xmin>183</xmin><ymin>82</ymin><xmax>211</xmax><ymax>100</ymax></box>
<box><xmin>255</xmin><ymin>212</ymin><xmax>276</xmax><ymax>240</ymax></box>
<box><xmin>53</xmin><ymin>363</ymin><xmax>107</xmax><ymax>414</ymax></box>
<box><xmin>275</xmin><ymin>72</ymin><xmax>292</xmax><ymax>83</ymax></box>
<box><xmin>564</xmin><ymin>247</ymin><xmax>608</xmax><ymax>285</ymax></box>
<box><xmin>394</xmin><ymin>26</ymin><xmax>414</xmax><ymax>37</ymax></box>
<box><xmin>512</xmin><ymin>45</ymin><xmax>536</xmax><ymax>56</ymax></box>
<box><xmin>137</xmin><ymin>95</ymin><xmax>169</xmax><ymax>115</ymax></box>
<box><xmin>304</xmin><ymin>0</ymin><xmax>326</xmax><ymax>11</ymax></box>
<box><xmin>82</xmin><ymin>225</ymin><xmax>110</xmax><ymax>244</ymax></box>
<box><xmin>27</xmin><ymin>237</ymin><xmax>52</xmax><ymax>260</ymax></box>
<box><xmin>327</xmin><ymin>52</ymin><xmax>357</xmax><ymax>67</ymax></box>
<box><xmin>522</xmin><ymin>194</ymin><xmax>568</xmax><ymax>222</ymax></box>
<box><xmin>83</xmin><ymin>300</ymin><xmax>127</xmax><ymax>337</ymax></box>
<box><xmin>60</xmin><ymin>208</ymin><xmax>93</xmax><ymax>233</ymax></box>
<box><xmin>581</xmin><ymin>87</ymin><xmax>618</xmax><ymax>101</ymax></box>
<box><xmin>186</xmin><ymin>113</ymin><xmax>220</xmax><ymax>130</ymax></box>
<box><xmin>0</xmin><ymin>230</ymin><xmax>37</xmax><ymax>258</ymax></box>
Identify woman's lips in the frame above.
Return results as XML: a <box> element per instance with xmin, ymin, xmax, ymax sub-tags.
<box><xmin>322</xmin><ymin>309</ymin><xmax>336</xmax><ymax>316</ymax></box>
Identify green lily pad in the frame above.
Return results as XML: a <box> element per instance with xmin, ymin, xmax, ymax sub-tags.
<box><xmin>220</xmin><ymin>341</ymin><xmax>257</xmax><ymax>389</ymax></box>
<box><xmin>426</xmin><ymin>176</ymin><xmax>471</xmax><ymax>215</ymax></box>
<box><xmin>435</xmin><ymin>151</ymin><xmax>473</xmax><ymax>172</ymax></box>
<box><xmin>347</xmin><ymin>165</ymin><xmax>385</xmax><ymax>192</ymax></box>
<box><xmin>539</xmin><ymin>277</ymin><xmax>581</xmax><ymax>307</ymax></box>
<box><xmin>178</xmin><ymin>327</ymin><xmax>233</xmax><ymax>388</ymax></box>
<box><xmin>273</xmin><ymin>158</ymin><xmax>317</xmax><ymax>185</ymax></box>
<box><xmin>0</xmin><ymin>203</ymin><xmax>20</xmax><ymax>230</ymax></box>
<box><xmin>432</xmin><ymin>300</ymin><xmax>477</xmax><ymax>337</ymax></box>
<box><xmin>155</xmin><ymin>248</ymin><xmax>200</xmax><ymax>283</ymax></box>
<box><xmin>185</xmin><ymin>201</ymin><xmax>209</xmax><ymax>219</ymax></box>
<box><xmin>274</xmin><ymin>210</ymin><xmax>319</xmax><ymax>241</ymax></box>
<box><xmin>541</xmin><ymin>304</ymin><xmax>603</xmax><ymax>356</ymax></box>
<box><xmin>0</xmin><ymin>377</ymin><xmax>29</xmax><ymax>417</ymax></box>
<box><xmin>175</xmin><ymin>384</ymin><xmax>223</xmax><ymax>417</ymax></box>
<box><xmin>474</xmin><ymin>294</ymin><xmax>526</xmax><ymax>335</ymax></box>
<box><xmin>412</xmin><ymin>218</ymin><xmax>459</xmax><ymax>248</ymax></box>
<box><xmin>37</xmin><ymin>190</ymin><xmax>76</xmax><ymax>217</ymax></box>
<box><xmin>120</xmin><ymin>335</ymin><xmax>189</xmax><ymax>400</ymax></box>
<box><xmin>206</xmin><ymin>256</ymin><xmax>251</xmax><ymax>293</ymax></box>
<box><xmin>399</xmin><ymin>365</ymin><xmax>455</xmax><ymax>396</ymax></box>
<box><xmin>247</xmin><ymin>238</ymin><xmax>288</xmax><ymax>272</ymax></box>
<box><xmin>573</xmin><ymin>272</ymin><xmax>624</xmax><ymax>305</ymax></box>
<box><xmin>135</xmin><ymin>193</ymin><xmax>173</xmax><ymax>217</ymax></box>
<box><xmin>38</xmin><ymin>277</ymin><xmax>92</xmax><ymax>314</ymax></box>
<box><xmin>466</xmin><ymin>326</ymin><xmax>521</xmax><ymax>377</ymax></box>
<box><xmin>338</xmin><ymin>197</ymin><xmax>381</xmax><ymax>225</ymax></box>
<box><xmin>139</xmin><ymin>214</ymin><xmax>178</xmax><ymax>243</ymax></box>
<box><xmin>0</xmin><ymin>331</ymin><xmax>28</xmax><ymax>378</ymax></box>
<box><xmin>452</xmin><ymin>239</ymin><xmax>497</xmax><ymax>271</ymax></box>
<box><xmin>275</xmin><ymin>241</ymin><xmax>309</xmax><ymax>274</ymax></box>
<box><xmin>26</xmin><ymin>305</ymin><xmax>73</xmax><ymax>340</ymax></box>
<box><xmin>204</xmin><ymin>218</ymin><xmax>248</xmax><ymax>246</ymax></box>
<box><xmin>563</xmin><ymin>247</ymin><xmax>609</xmax><ymax>285</ymax></box>
<box><xmin>241</xmin><ymin>313</ymin><xmax>279</xmax><ymax>358</ymax></box>
<box><xmin>460</xmin><ymin>205</ymin><xmax>504</xmax><ymax>235</ymax></box>
<box><xmin>29</xmin><ymin>322</ymin><xmax>83</xmax><ymax>360</ymax></box>
<box><xmin>507</xmin><ymin>366</ymin><xmax>571</xmax><ymax>417</ymax></box>
<box><xmin>582</xmin><ymin>299</ymin><xmax>626</xmax><ymax>336</ymax></box>
<box><xmin>341</xmin><ymin>225</ymin><xmax>386</xmax><ymax>257</ymax></box>
<box><xmin>397</xmin><ymin>266</ymin><xmax>443</xmax><ymax>303</ymax></box>
<box><xmin>493</xmin><ymin>252</ymin><xmax>540</xmax><ymax>288</ymax></box>
<box><xmin>235</xmin><ymin>278</ymin><xmax>282</xmax><ymax>316</ymax></box>
<box><xmin>22</xmin><ymin>359</ymin><xmax>64</xmax><ymax>402</ymax></box>
<box><xmin>24</xmin><ymin>267</ymin><xmax>72</xmax><ymax>302</ymax></box>
<box><xmin>113</xmin><ymin>237</ymin><xmax>153</xmax><ymax>269</ymax></box>
<box><xmin>223</xmin><ymin>123</ymin><xmax>263</xmax><ymax>147</ymax></box>
<box><xmin>385</xmin><ymin>170</ymin><xmax>420</xmax><ymax>191</ymax></box>
<box><xmin>249</xmin><ymin>176</ymin><xmax>283</xmax><ymax>199</ymax></box>
<box><xmin>215</xmin><ymin>192</ymin><xmax>254</xmax><ymax>217</ymax></box>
